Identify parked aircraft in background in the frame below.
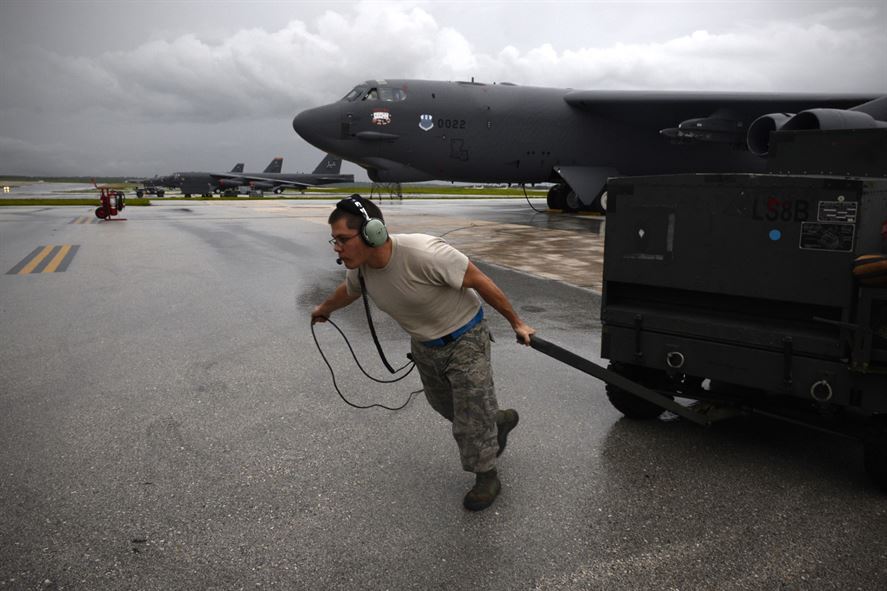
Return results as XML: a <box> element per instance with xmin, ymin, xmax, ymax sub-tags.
<box><xmin>292</xmin><ymin>79</ymin><xmax>883</xmax><ymax>211</ymax></box>
<box><xmin>213</xmin><ymin>153</ymin><xmax>353</xmax><ymax>195</ymax></box>
<box><xmin>167</xmin><ymin>158</ymin><xmax>281</xmax><ymax>197</ymax></box>
<box><xmin>156</xmin><ymin>154</ymin><xmax>352</xmax><ymax>197</ymax></box>
<box><xmin>133</xmin><ymin>162</ymin><xmax>246</xmax><ymax>197</ymax></box>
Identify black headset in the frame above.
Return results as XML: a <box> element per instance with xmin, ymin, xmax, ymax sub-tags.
<box><xmin>336</xmin><ymin>195</ymin><xmax>388</xmax><ymax>248</ymax></box>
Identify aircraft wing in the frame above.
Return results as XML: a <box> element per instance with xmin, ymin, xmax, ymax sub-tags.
<box><xmin>264</xmin><ymin>180</ymin><xmax>312</xmax><ymax>189</ymax></box>
<box><xmin>564</xmin><ymin>91</ymin><xmax>881</xmax><ymax>148</ymax></box>
<box><xmin>563</xmin><ymin>90</ymin><xmax>876</xmax><ymax>127</ymax></box>
<box><xmin>209</xmin><ymin>173</ymin><xmax>245</xmax><ymax>182</ymax></box>
<box><xmin>229</xmin><ymin>174</ymin><xmax>313</xmax><ymax>189</ymax></box>
<box><xmin>267</xmin><ymin>175</ymin><xmax>354</xmax><ymax>187</ymax></box>
<box><xmin>206</xmin><ymin>173</ymin><xmax>307</xmax><ymax>188</ymax></box>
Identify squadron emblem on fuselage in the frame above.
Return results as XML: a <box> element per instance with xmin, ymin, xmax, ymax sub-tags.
<box><xmin>419</xmin><ymin>114</ymin><xmax>434</xmax><ymax>132</ymax></box>
<box><xmin>372</xmin><ymin>110</ymin><xmax>391</xmax><ymax>126</ymax></box>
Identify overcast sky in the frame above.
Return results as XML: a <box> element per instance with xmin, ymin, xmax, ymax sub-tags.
<box><xmin>1</xmin><ymin>0</ymin><xmax>885</xmax><ymax>179</ymax></box>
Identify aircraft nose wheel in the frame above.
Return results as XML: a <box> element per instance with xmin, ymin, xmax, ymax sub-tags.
<box><xmin>546</xmin><ymin>184</ymin><xmax>584</xmax><ymax>212</ymax></box>
<box><xmin>546</xmin><ymin>184</ymin><xmax>568</xmax><ymax>210</ymax></box>
<box><xmin>564</xmin><ymin>190</ymin><xmax>581</xmax><ymax>212</ymax></box>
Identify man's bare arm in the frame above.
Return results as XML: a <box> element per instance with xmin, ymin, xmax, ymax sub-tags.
<box><xmin>311</xmin><ymin>282</ymin><xmax>360</xmax><ymax>324</ymax></box>
<box><xmin>462</xmin><ymin>262</ymin><xmax>535</xmax><ymax>345</ymax></box>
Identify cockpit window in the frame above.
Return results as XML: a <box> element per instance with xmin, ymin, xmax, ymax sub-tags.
<box><xmin>378</xmin><ymin>87</ymin><xmax>406</xmax><ymax>101</ymax></box>
<box><xmin>342</xmin><ymin>86</ymin><xmax>367</xmax><ymax>102</ymax></box>
<box><xmin>342</xmin><ymin>84</ymin><xmax>407</xmax><ymax>102</ymax></box>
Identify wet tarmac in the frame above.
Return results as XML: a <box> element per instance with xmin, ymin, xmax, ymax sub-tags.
<box><xmin>1</xmin><ymin>182</ymin><xmax>98</xmax><ymax>198</ymax></box>
<box><xmin>1</xmin><ymin>199</ymin><xmax>884</xmax><ymax>590</ymax></box>
<box><xmin>293</xmin><ymin>197</ymin><xmax>607</xmax><ymax>292</ymax></box>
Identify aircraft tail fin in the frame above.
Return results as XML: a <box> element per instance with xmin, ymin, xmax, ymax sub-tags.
<box><xmin>312</xmin><ymin>153</ymin><xmax>343</xmax><ymax>174</ymax></box>
<box><xmin>264</xmin><ymin>157</ymin><xmax>283</xmax><ymax>173</ymax></box>
<box><xmin>230</xmin><ymin>162</ymin><xmax>244</xmax><ymax>173</ymax></box>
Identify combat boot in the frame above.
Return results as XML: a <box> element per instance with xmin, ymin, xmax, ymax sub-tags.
<box><xmin>463</xmin><ymin>468</ymin><xmax>501</xmax><ymax>511</ymax></box>
<box><xmin>496</xmin><ymin>409</ymin><xmax>520</xmax><ymax>457</ymax></box>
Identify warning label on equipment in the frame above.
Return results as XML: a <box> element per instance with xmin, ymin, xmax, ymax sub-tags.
<box><xmin>799</xmin><ymin>222</ymin><xmax>855</xmax><ymax>252</ymax></box>
<box><xmin>818</xmin><ymin>201</ymin><xmax>858</xmax><ymax>223</ymax></box>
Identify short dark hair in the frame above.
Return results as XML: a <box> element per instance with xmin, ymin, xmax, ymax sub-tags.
<box><xmin>328</xmin><ymin>194</ymin><xmax>384</xmax><ymax>230</ymax></box>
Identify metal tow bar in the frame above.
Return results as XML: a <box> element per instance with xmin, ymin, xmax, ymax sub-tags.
<box><xmin>528</xmin><ymin>335</ymin><xmax>711</xmax><ymax>426</ymax></box>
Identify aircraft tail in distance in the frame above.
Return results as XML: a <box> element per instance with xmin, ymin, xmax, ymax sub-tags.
<box><xmin>312</xmin><ymin>153</ymin><xmax>343</xmax><ymax>174</ymax></box>
<box><xmin>230</xmin><ymin>163</ymin><xmax>244</xmax><ymax>173</ymax></box>
<box><xmin>263</xmin><ymin>157</ymin><xmax>283</xmax><ymax>173</ymax></box>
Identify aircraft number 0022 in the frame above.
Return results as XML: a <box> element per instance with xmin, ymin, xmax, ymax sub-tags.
<box><xmin>438</xmin><ymin>118</ymin><xmax>466</xmax><ymax>129</ymax></box>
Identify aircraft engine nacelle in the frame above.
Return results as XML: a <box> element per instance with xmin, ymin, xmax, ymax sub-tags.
<box><xmin>746</xmin><ymin>113</ymin><xmax>795</xmax><ymax>156</ymax></box>
<box><xmin>748</xmin><ymin>108</ymin><xmax>886</xmax><ymax>156</ymax></box>
<box><xmin>249</xmin><ymin>181</ymin><xmax>275</xmax><ymax>190</ymax></box>
<box><xmin>217</xmin><ymin>179</ymin><xmax>241</xmax><ymax>189</ymax></box>
<box><xmin>781</xmin><ymin>108</ymin><xmax>886</xmax><ymax>132</ymax></box>
<box><xmin>660</xmin><ymin>116</ymin><xmax>746</xmax><ymax>145</ymax></box>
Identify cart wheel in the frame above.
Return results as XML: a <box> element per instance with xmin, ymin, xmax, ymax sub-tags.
<box><xmin>95</xmin><ymin>206</ymin><xmax>108</xmax><ymax>219</ymax></box>
<box><xmin>606</xmin><ymin>363</ymin><xmax>672</xmax><ymax>420</ymax></box>
<box><xmin>864</xmin><ymin>416</ymin><xmax>887</xmax><ymax>492</ymax></box>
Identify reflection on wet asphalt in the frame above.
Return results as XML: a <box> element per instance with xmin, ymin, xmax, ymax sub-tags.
<box><xmin>295</xmin><ymin>198</ymin><xmax>607</xmax><ymax>292</ymax></box>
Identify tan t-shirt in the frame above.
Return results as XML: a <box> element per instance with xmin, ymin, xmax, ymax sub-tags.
<box><xmin>345</xmin><ymin>234</ymin><xmax>482</xmax><ymax>341</ymax></box>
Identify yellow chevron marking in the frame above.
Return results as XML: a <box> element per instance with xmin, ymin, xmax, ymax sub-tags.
<box><xmin>18</xmin><ymin>245</ymin><xmax>54</xmax><ymax>275</ymax></box>
<box><xmin>42</xmin><ymin>244</ymin><xmax>72</xmax><ymax>273</ymax></box>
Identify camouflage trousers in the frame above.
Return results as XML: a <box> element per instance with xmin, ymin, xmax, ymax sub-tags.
<box><xmin>410</xmin><ymin>319</ymin><xmax>499</xmax><ymax>474</ymax></box>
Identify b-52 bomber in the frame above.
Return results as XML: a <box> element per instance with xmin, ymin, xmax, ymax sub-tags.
<box><xmin>148</xmin><ymin>160</ymin><xmax>266</xmax><ymax>197</ymax></box>
<box><xmin>167</xmin><ymin>154</ymin><xmax>353</xmax><ymax>197</ymax></box>
<box><xmin>292</xmin><ymin>79</ymin><xmax>884</xmax><ymax>212</ymax></box>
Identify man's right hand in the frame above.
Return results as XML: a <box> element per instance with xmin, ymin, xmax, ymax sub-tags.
<box><xmin>311</xmin><ymin>282</ymin><xmax>359</xmax><ymax>325</ymax></box>
<box><xmin>311</xmin><ymin>306</ymin><xmax>329</xmax><ymax>324</ymax></box>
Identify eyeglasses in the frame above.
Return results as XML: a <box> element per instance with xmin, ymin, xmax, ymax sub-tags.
<box><xmin>328</xmin><ymin>233</ymin><xmax>360</xmax><ymax>247</ymax></box>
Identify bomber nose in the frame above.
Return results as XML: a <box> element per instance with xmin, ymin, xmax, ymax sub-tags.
<box><xmin>292</xmin><ymin>106</ymin><xmax>328</xmax><ymax>146</ymax></box>
<box><xmin>291</xmin><ymin>110</ymin><xmax>308</xmax><ymax>137</ymax></box>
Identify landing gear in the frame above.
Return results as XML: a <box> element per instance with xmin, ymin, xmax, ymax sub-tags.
<box><xmin>546</xmin><ymin>184</ymin><xmax>568</xmax><ymax>210</ymax></box>
<box><xmin>546</xmin><ymin>183</ymin><xmax>605</xmax><ymax>213</ymax></box>
<box><xmin>564</xmin><ymin>190</ymin><xmax>581</xmax><ymax>212</ymax></box>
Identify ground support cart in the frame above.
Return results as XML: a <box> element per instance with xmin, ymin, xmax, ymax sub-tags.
<box><xmin>594</xmin><ymin>172</ymin><xmax>887</xmax><ymax>489</ymax></box>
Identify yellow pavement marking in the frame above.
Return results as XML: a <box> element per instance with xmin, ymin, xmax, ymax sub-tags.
<box><xmin>18</xmin><ymin>245</ymin><xmax>55</xmax><ymax>275</ymax></box>
<box><xmin>42</xmin><ymin>244</ymin><xmax>72</xmax><ymax>273</ymax></box>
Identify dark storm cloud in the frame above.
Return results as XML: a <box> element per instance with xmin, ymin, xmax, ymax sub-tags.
<box><xmin>0</xmin><ymin>1</ymin><xmax>884</xmax><ymax>177</ymax></box>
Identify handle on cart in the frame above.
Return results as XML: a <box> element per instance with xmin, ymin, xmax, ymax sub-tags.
<box><xmin>527</xmin><ymin>334</ymin><xmax>711</xmax><ymax>426</ymax></box>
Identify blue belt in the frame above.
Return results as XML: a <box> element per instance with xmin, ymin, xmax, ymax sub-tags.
<box><xmin>422</xmin><ymin>308</ymin><xmax>484</xmax><ymax>348</ymax></box>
